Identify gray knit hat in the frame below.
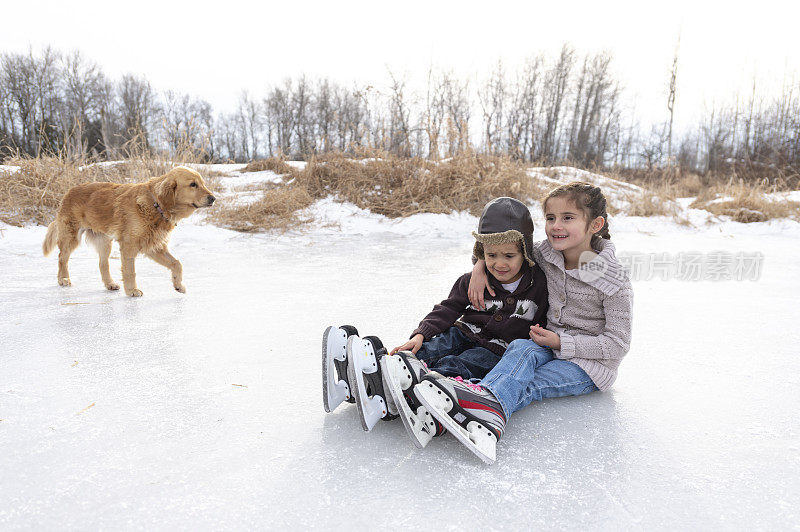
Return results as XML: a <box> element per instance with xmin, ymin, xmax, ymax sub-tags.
<box><xmin>472</xmin><ymin>197</ymin><xmax>535</xmax><ymax>265</ymax></box>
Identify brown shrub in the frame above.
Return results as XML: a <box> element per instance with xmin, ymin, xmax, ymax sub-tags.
<box><xmin>622</xmin><ymin>188</ymin><xmax>679</xmax><ymax>217</ymax></box>
<box><xmin>243</xmin><ymin>157</ymin><xmax>295</xmax><ymax>175</ymax></box>
<box><xmin>672</xmin><ymin>173</ymin><xmax>705</xmax><ymax>197</ymax></box>
<box><xmin>608</xmin><ymin>166</ymin><xmax>706</xmax><ymax>199</ymax></box>
<box><xmin>605</xmin><ymin>167</ymin><xmax>798</xmax><ymax>224</ymax></box>
<box><xmin>689</xmin><ymin>179</ymin><xmax>800</xmax><ymax>223</ymax></box>
<box><xmin>210</xmin><ymin>150</ymin><xmax>546</xmax><ymax>232</ymax></box>
<box><xmin>295</xmin><ymin>150</ymin><xmax>545</xmax><ymax>218</ymax></box>
<box><xmin>207</xmin><ymin>184</ymin><xmax>313</xmax><ymax>232</ymax></box>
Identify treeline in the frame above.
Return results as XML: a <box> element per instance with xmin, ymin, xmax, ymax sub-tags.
<box><xmin>1</xmin><ymin>45</ymin><xmax>798</xmax><ymax>180</ymax></box>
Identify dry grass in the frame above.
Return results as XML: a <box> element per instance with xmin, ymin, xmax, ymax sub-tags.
<box><xmin>609</xmin><ymin>167</ymin><xmax>706</xmax><ymax>199</ymax></box>
<box><xmin>662</xmin><ymin>173</ymin><xmax>705</xmax><ymax>199</ymax></box>
<box><xmin>609</xmin><ymin>167</ymin><xmax>800</xmax><ymax>223</ymax></box>
<box><xmin>208</xmin><ymin>184</ymin><xmax>313</xmax><ymax>232</ymax></box>
<box><xmin>689</xmin><ymin>179</ymin><xmax>800</xmax><ymax>223</ymax></box>
<box><xmin>243</xmin><ymin>157</ymin><xmax>295</xmax><ymax>175</ymax></box>
<box><xmin>210</xmin><ymin>150</ymin><xmax>548</xmax><ymax>232</ymax></box>
<box><xmin>5</xmin><ymin>149</ymin><xmax>798</xmax><ymax>231</ymax></box>
<box><xmin>298</xmin><ymin>151</ymin><xmax>544</xmax><ymax>217</ymax></box>
<box><xmin>622</xmin><ymin>188</ymin><xmax>678</xmax><ymax>217</ymax></box>
<box><xmin>593</xmin><ymin>179</ymin><xmax>689</xmax><ymax>225</ymax></box>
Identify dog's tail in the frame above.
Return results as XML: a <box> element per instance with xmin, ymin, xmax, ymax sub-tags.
<box><xmin>42</xmin><ymin>221</ymin><xmax>58</xmax><ymax>256</ymax></box>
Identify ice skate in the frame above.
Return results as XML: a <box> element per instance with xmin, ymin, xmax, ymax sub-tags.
<box><xmin>346</xmin><ymin>335</ymin><xmax>398</xmax><ymax>431</ymax></box>
<box><xmin>380</xmin><ymin>351</ymin><xmax>444</xmax><ymax>448</ymax></box>
<box><xmin>414</xmin><ymin>372</ymin><xmax>506</xmax><ymax>464</ymax></box>
<box><xmin>322</xmin><ymin>325</ymin><xmax>359</xmax><ymax>413</ymax></box>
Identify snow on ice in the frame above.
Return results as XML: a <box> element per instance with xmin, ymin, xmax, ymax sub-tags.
<box><xmin>1</xmin><ymin>165</ymin><xmax>799</xmax><ymax>529</ymax></box>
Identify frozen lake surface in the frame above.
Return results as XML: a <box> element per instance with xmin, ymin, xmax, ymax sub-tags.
<box><xmin>1</xmin><ymin>207</ymin><xmax>799</xmax><ymax>529</ymax></box>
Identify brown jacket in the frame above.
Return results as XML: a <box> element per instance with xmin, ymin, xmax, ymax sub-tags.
<box><xmin>411</xmin><ymin>264</ymin><xmax>549</xmax><ymax>356</ymax></box>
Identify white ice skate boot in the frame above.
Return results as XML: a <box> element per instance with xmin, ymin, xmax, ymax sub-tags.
<box><xmin>380</xmin><ymin>351</ymin><xmax>444</xmax><ymax>448</ymax></box>
<box><xmin>322</xmin><ymin>325</ymin><xmax>359</xmax><ymax>413</ymax></box>
<box><xmin>414</xmin><ymin>372</ymin><xmax>507</xmax><ymax>464</ymax></box>
<box><xmin>346</xmin><ymin>335</ymin><xmax>399</xmax><ymax>431</ymax></box>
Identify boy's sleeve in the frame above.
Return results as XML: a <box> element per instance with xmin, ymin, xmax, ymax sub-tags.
<box><xmin>532</xmin><ymin>266</ymin><xmax>548</xmax><ymax>328</ymax></box>
<box><xmin>410</xmin><ymin>274</ymin><xmax>471</xmax><ymax>340</ymax></box>
<box><xmin>556</xmin><ymin>283</ymin><xmax>633</xmax><ymax>361</ymax></box>
<box><xmin>534</xmin><ymin>298</ymin><xmax>548</xmax><ymax>329</ymax></box>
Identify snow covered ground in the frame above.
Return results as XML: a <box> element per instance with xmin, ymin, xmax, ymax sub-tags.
<box><xmin>2</xmin><ymin>168</ymin><xmax>800</xmax><ymax>529</ymax></box>
<box><xmin>0</xmin><ymin>164</ymin><xmax>20</xmax><ymax>175</ymax></box>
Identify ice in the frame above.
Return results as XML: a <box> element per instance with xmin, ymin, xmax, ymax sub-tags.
<box><xmin>1</xmin><ymin>203</ymin><xmax>799</xmax><ymax>529</ymax></box>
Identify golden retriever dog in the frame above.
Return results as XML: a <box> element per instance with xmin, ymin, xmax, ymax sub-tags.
<box><xmin>42</xmin><ymin>166</ymin><xmax>216</xmax><ymax>297</ymax></box>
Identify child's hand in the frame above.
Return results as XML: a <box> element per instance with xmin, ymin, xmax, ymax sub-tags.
<box><xmin>530</xmin><ymin>324</ymin><xmax>561</xmax><ymax>350</ymax></box>
<box><xmin>390</xmin><ymin>334</ymin><xmax>424</xmax><ymax>355</ymax></box>
<box><xmin>468</xmin><ymin>260</ymin><xmax>494</xmax><ymax>310</ymax></box>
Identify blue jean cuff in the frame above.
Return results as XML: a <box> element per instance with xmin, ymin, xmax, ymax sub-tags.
<box><xmin>480</xmin><ymin>381</ymin><xmax>511</xmax><ymax>420</ymax></box>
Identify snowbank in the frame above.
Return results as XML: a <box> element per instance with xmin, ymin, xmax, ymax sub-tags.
<box><xmin>0</xmin><ymin>164</ymin><xmax>20</xmax><ymax>175</ymax></box>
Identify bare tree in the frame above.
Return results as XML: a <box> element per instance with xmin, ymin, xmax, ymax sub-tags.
<box><xmin>237</xmin><ymin>91</ymin><xmax>261</xmax><ymax>160</ymax></box>
<box><xmin>264</xmin><ymin>80</ymin><xmax>294</xmax><ymax>156</ymax></box>
<box><xmin>116</xmin><ymin>74</ymin><xmax>156</xmax><ymax>152</ymax></box>
<box><xmin>292</xmin><ymin>76</ymin><xmax>314</xmax><ymax>157</ymax></box>
<box><xmin>333</xmin><ymin>85</ymin><xmax>366</xmax><ymax>152</ymax></box>
<box><xmin>505</xmin><ymin>55</ymin><xmax>543</xmax><ymax>161</ymax></box>
<box><xmin>539</xmin><ymin>45</ymin><xmax>574</xmax><ymax>162</ymax></box>
<box><xmin>0</xmin><ymin>66</ymin><xmax>14</xmax><ymax>156</ymax></box>
<box><xmin>666</xmin><ymin>35</ymin><xmax>680</xmax><ymax>164</ymax></box>
<box><xmin>315</xmin><ymin>79</ymin><xmax>335</xmax><ymax>152</ymax></box>
<box><xmin>701</xmin><ymin>106</ymin><xmax>733</xmax><ymax>173</ymax></box>
<box><xmin>159</xmin><ymin>91</ymin><xmax>212</xmax><ymax>157</ymax></box>
<box><xmin>424</xmin><ymin>68</ymin><xmax>445</xmax><ymax>159</ymax></box>
<box><xmin>442</xmin><ymin>74</ymin><xmax>470</xmax><ymax>156</ymax></box>
<box><xmin>386</xmin><ymin>71</ymin><xmax>412</xmax><ymax>156</ymax></box>
<box><xmin>479</xmin><ymin>62</ymin><xmax>506</xmax><ymax>154</ymax></box>
<box><xmin>568</xmin><ymin>52</ymin><xmax>619</xmax><ymax>166</ymax></box>
<box><xmin>61</xmin><ymin>51</ymin><xmax>110</xmax><ymax>157</ymax></box>
<box><xmin>1</xmin><ymin>47</ymin><xmax>60</xmax><ymax>154</ymax></box>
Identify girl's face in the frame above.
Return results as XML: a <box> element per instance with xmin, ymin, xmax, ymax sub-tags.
<box><xmin>544</xmin><ymin>196</ymin><xmax>602</xmax><ymax>253</ymax></box>
<box><xmin>483</xmin><ymin>242</ymin><xmax>525</xmax><ymax>284</ymax></box>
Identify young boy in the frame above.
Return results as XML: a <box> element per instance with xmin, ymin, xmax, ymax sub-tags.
<box><xmin>390</xmin><ymin>197</ymin><xmax>548</xmax><ymax>380</ymax></box>
<box><xmin>322</xmin><ymin>197</ymin><xmax>548</xmax><ymax>446</ymax></box>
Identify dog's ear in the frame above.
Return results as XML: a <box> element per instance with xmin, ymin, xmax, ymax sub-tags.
<box><xmin>154</xmin><ymin>174</ymin><xmax>177</xmax><ymax>211</ymax></box>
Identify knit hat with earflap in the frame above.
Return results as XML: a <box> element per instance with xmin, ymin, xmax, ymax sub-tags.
<box><xmin>472</xmin><ymin>197</ymin><xmax>535</xmax><ymax>265</ymax></box>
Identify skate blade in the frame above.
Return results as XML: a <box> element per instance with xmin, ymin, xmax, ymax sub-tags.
<box><xmin>414</xmin><ymin>381</ymin><xmax>497</xmax><ymax>464</ymax></box>
<box><xmin>380</xmin><ymin>355</ymin><xmax>435</xmax><ymax>449</ymax></box>
<box><xmin>347</xmin><ymin>335</ymin><xmax>386</xmax><ymax>431</ymax></box>
<box><xmin>322</xmin><ymin>326</ymin><xmax>350</xmax><ymax>413</ymax></box>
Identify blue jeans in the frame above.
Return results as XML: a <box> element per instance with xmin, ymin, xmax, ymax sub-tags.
<box><xmin>416</xmin><ymin>327</ymin><xmax>501</xmax><ymax>380</ymax></box>
<box><xmin>480</xmin><ymin>339</ymin><xmax>598</xmax><ymax>418</ymax></box>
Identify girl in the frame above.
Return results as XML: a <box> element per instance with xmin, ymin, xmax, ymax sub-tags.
<box><xmin>412</xmin><ymin>182</ymin><xmax>633</xmax><ymax>463</ymax></box>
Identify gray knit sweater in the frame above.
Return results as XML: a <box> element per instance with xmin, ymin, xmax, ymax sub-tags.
<box><xmin>532</xmin><ymin>238</ymin><xmax>633</xmax><ymax>391</ymax></box>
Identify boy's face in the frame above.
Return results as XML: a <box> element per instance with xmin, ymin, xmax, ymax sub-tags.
<box><xmin>483</xmin><ymin>242</ymin><xmax>525</xmax><ymax>284</ymax></box>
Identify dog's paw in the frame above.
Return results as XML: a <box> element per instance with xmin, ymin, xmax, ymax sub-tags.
<box><xmin>105</xmin><ymin>282</ymin><xmax>120</xmax><ymax>291</ymax></box>
<box><xmin>126</xmin><ymin>289</ymin><xmax>143</xmax><ymax>297</ymax></box>
<box><xmin>174</xmin><ymin>284</ymin><xmax>186</xmax><ymax>294</ymax></box>
<box><xmin>58</xmin><ymin>278</ymin><xmax>72</xmax><ymax>287</ymax></box>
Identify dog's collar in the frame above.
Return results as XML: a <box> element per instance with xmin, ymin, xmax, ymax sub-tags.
<box><xmin>150</xmin><ymin>193</ymin><xmax>171</xmax><ymax>222</ymax></box>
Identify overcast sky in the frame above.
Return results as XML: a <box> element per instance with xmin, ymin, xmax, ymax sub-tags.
<box><xmin>2</xmin><ymin>0</ymin><xmax>798</xmax><ymax>132</ymax></box>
